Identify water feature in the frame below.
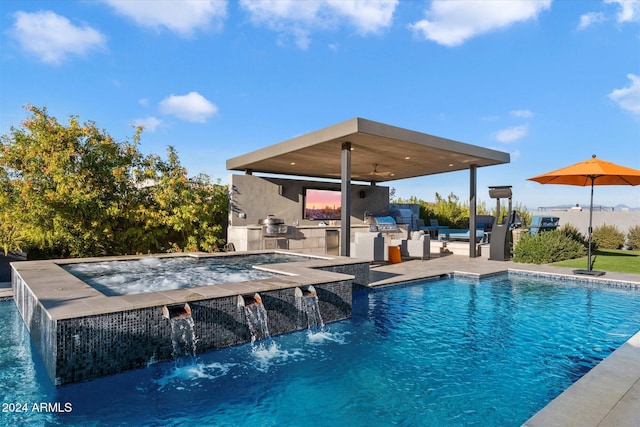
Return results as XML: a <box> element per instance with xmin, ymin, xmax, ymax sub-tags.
<box><xmin>60</xmin><ymin>253</ymin><xmax>314</xmax><ymax>296</ymax></box>
<box><xmin>295</xmin><ymin>286</ymin><xmax>324</xmax><ymax>330</ymax></box>
<box><xmin>163</xmin><ymin>304</ymin><xmax>197</xmax><ymax>358</ymax></box>
<box><xmin>2</xmin><ymin>273</ymin><xmax>639</xmax><ymax>426</ymax></box>
<box><xmin>11</xmin><ymin>251</ymin><xmax>358</xmax><ymax>385</ymax></box>
<box><xmin>238</xmin><ymin>293</ymin><xmax>270</xmax><ymax>342</ymax></box>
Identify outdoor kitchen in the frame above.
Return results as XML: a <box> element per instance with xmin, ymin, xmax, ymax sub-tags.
<box><xmin>225</xmin><ymin>117</ymin><xmax>510</xmax><ymax>260</ymax></box>
<box><xmin>227</xmin><ymin>174</ymin><xmax>407</xmax><ymax>256</ymax></box>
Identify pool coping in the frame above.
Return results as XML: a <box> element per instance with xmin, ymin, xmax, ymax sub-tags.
<box><xmin>523</xmin><ymin>330</ymin><xmax>640</xmax><ymax>427</ymax></box>
<box><xmin>9</xmin><ymin>251</ymin><xmax>366</xmax><ymax>320</ymax></box>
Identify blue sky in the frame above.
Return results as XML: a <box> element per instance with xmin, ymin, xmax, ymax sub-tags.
<box><xmin>1</xmin><ymin>0</ymin><xmax>639</xmax><ymax>210</ymax></box>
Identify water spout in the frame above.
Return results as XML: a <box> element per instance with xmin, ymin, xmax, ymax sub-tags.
<box><xmin>162</xmin><ymin>303</ymin><xmax>192</xmax><ymax>320</ymax></box>
<box><xmin>237</xmin><ymin>293</ymin><xmax>262</xmax><ymax>308</ymax></box>
<box><xmin>163</xmin><ymin>303</ymin><xmax>197</xmax><ymax>358</ymax></box>
<box><xmin>295</xmin><ymin>286</ymin><xmax>324</xmax><ymax>330</ymax></box>
<box><xmin>238</xmin><ymin>293</ymin><xmax>270</xmax><ymax>342</ymax></box>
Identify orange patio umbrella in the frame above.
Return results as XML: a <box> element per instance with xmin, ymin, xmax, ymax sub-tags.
<box><xmin>528</xmin><ymin>154</ymin><xmax>640</xmax><ymax>275</ymax></box>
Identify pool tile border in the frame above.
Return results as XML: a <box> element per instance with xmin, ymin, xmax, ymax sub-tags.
<box><xmin>10</xmin><ymin>251</ymin><xmax>369</xmax><ymax>384</ymax></box>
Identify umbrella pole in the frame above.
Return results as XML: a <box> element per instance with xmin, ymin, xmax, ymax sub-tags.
<box><xmin>574</xmin><ymin>175</ymin><xmax>604</xmax><ymax>275</ymax></box>
<box><xmin>587</xmin><ymin>177</ymin><xmax>594</xmax><ymax>271</ymax></box>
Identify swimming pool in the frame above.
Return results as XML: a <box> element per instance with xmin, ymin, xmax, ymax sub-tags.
<box><xmin>2</xmin><ymin>273</ymin><xmax>639</xmax><ymax>426</ymax></box>
<box><xmin>61</xmin><ymin>253</ymin><xmax>313</xmax><ymax>296</ymax></box>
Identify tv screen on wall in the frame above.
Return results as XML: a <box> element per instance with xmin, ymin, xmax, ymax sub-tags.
<box><xmin>304</xmin><ymin>188</ymin><xmax>341</xmax><ymax>220</ymax></box>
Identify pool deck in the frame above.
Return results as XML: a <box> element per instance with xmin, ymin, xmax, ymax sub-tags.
<box><xmin>2</xmin><ymin>254</ymin><xmax>639</xmax><ymax>426</ymax></box>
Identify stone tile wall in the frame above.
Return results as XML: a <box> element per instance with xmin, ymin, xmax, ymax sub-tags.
<box><xmin>13</xmin><ymin>268</ymin><xmax>354</xmax><ymax>385</ymax></box>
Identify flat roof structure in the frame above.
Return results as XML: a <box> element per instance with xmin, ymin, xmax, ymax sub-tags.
<box><xmin>227</xmin><ymin>117</ymin><xmax>510</xmax><ymax>256</ymax></box>
<box><xmin>227</xmin><ymin>117</ymin><xmax>509</xmax><ymax>182</ymax></box>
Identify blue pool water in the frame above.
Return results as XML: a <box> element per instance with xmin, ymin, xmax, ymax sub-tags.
<box><xmin>1</xmin><ymin>273</ymin><xmax>639</xmax><ymax>426</ymax></box>
<box><xmin>61</xmin><ymin>253</ymin><xmax>312</xmax><ymax>296</ymax></box>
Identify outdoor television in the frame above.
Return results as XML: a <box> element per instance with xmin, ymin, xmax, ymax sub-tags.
<box><xmin>303</xmin><ymin>188</ymin><xmax>341</xmax><ymax>220</ymax></box>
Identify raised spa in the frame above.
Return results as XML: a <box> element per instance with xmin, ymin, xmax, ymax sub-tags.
<box><xmin>11</xmin><ymin>251</ymin><xmax>368</xmax><ymax>384</ymax></box>
<box><xmin>61</xmin><ymin>253</ymin><xmax>316</xmax><ymax>296</ymax></box>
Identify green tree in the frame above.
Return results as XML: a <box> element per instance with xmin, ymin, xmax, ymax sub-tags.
<box><xmin>0</xmin><ymin>105</ymin><xmax>228</xmax><ymax>258</ymax></box>
<box><xmin>143</xmin><ymin>147</ymin><xmax>228</xmax><ymax>252</ymax></box>
<box><xmin>432</xmin><ymin>192</ymin><xmax>469</xmax><ymax>228</ymax></box>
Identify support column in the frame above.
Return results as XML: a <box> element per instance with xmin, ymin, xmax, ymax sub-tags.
<box><xmin>469</xmin><ymin>165</ymin><xmax>477</xmax><ymax>258</ymax></box>
<box><xmin>340</xmin><ymin>142</ymin><xmax>352</xmax><ymax>256</ymax></box>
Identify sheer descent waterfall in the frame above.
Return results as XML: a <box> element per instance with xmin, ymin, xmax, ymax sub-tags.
<box><xmin>238</xmin><ymin>294</ymin><xmax>270</xmax><ymax>342</ymax></box>
<box><xmin>163</xmin><ymin>304</ymin><xmax>197</xmax><ymax>358</ymax></box>
<box><xmin>295</xmin><ymin>286</ymin><xmax>324</xmax><ymax>329</ymax></box>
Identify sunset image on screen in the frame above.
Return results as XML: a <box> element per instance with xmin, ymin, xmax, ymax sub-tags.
<box><xmin>304</xmin><ymin>189</ymin><xmax>341</xmax><ymax>220</ymax></box>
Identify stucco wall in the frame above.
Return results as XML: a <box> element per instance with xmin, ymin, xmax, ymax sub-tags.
<box><xmin>228</xmin><ymin>174</ymin><xmax>390</xmax><ymax>226</ymax></box>
<box><xmin>529</xmin><ymin>210</ymin><xmax>640</xmax><ymax>237</ymax></box>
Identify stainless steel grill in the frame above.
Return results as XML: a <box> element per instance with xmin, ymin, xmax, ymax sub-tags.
<box><xmin>259</xmin><ymin>215</ymin><xmax>288</xmax><ymax>237</ymax></box>
<box><xmin>391</xmin><ymin>208</ymin><xmax>419</xmax><ymax>230</ymax></box>
<box><xmin>364</xmin><ymin>214</ymin><xmax>399</xmax><ymax>233</ymax></box>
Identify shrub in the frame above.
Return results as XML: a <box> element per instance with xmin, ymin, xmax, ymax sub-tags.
<box><xmin>558</xmin><ymin>223</ymin><xmax>588</xmax><ymax>247</ymax></box>
<box><xmin>592</xmin><ymin>224</ymin><xmax>625</xmax><ymax>250</ymax></box>
<box><xmin>513</xmin><ymin>230</ymin><xmax>587</xmax><ymax>264</ymax></box>
<box><xmin>627</xmin><ymin>225</ymin><xmax>640</xmax><ymax>250</ymax></box>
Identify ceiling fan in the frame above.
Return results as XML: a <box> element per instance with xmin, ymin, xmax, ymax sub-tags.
<box><xmin>366</xmin><ymin>163</ymin><xmax>394</xmax><ymax>180</ymax></box>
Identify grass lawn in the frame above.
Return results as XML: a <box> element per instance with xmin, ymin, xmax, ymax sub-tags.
<box><xmin>551</xmin><ymin>249</ymin><xmax>640</xmax><ymax>274</ymax></box>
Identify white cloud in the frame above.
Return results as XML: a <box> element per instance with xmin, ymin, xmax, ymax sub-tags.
<box><xmin>608</xmin><ymin>74</ymin><xmax>640</xmax><ymax>117</ymax></box>
<box><xmin>327</xmin><ymin>0</ymin><xmax>398</xmax><ymax>34</ymax></box>
<box><xmin>104</xmin><ymin>0</ymin><xmax>227</xmax><ymax>37</ymax></box>
<box><xmin>132</xmin><ymin>116</ymin><xmax>163</xmax><ymax>132</ymax></box>
<box><xmin>9</xmin><ymin>10</ymin><xmax>106</xmax><ymax>65</ymax></box>
<box><xmin>494</xmin><ymin>125</ymin><xmax>528</xmax><ymax>143</ymax></box>
<box><xmin>239</xmin><ymin>0</ymin><xmax>397</xmax><ymax>49</ymax></box>
<box><xmin>577</xmin><ymin>12</ymin><xmax>606</xmax><ymax>30</ymax></box>
<box><xmin>159</xmin><ymin>92</ymin><xmax>218</xmax><ymax>122</ymax></box>
<box><xmin>510</xmin><ymin>109</ymin><xmax>534</xmax><ymax>118</ymax></box>
<box><xmin>605</xmin><ymin>0</ymin><xmax>640</xmax><ymax>24</ymax></box>
<box><xmin>409</xmin><ymin>0</ymin><xmax>551</xmax><ymax>47</ymax></box>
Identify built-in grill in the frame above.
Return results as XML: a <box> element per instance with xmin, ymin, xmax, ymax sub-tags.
<box><xmin>364</xmin><ymin>213</ymin><xmax>399</xmax><ymax>233</ymax></box>
<box><xmin>259</xmin><ymin>215</ymin><xmax>288</xmax><ymax>237</ymax></box>
<box><xmin>391</xmin><ymin>208</ymin><xmax>420</xmax><ymax>231</ymax></box>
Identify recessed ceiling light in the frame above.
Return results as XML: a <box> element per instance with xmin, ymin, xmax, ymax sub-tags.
<box><xmin>290</xmin><ymin>162</ymin><xmax>296</xmax><ymax>165</ymax></box>
<box><xmin>404</xmin><ymin>156</ymin><xmax>410</xmax><ymax>160</ymax></box>
<box><xmin>449</xmin><ymin>163</ymin><xmax>454</xmax><ymax>167</ymax></box>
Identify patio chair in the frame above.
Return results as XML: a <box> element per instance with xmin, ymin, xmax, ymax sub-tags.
<box><xmin>391</xmin><ymin>230</ymin><xmax>431</xmax><ymax>261</ymax></box>
<box><xmin>350</xmin><ymin>232</ymin><xmax>386</xmax><ymax>262</ymax></box>
<box><xmin>420</xmin><ymin>219</ymin><xmax>448</xmax><ymax>239</ymax></box>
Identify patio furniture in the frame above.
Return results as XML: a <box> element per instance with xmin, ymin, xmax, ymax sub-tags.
<box><xmin>404</xmin><ymin>230</ymin><xmax>431</xmax><ymax>260</ymax></box>
<box><xmin>419</xmin><ymin>219</ymin><xmax>449</xmax><ymax>239</ymax></box>
<box><xmin>350</xmin><ymin>232</ymin><xmax>386</xmax><ymax>262</ymax></box>
<box><xmin>388</xmin><ymin>245</ymin><xmax>402</xmax><ymax>264</ymax></box>
<box><xmin>438</xmin><ymin>229</ymin><xmax>484</xmax><ymax>242</ymax></box>
<box><xmin>529</xmin><ymin>216</ymin><xmax>560</xmax><ymax>235</ymax></box>
<box><xmin>391</xmin><ymin>230</ymin><xmax>431</xmax><ymax>261</ymax></box>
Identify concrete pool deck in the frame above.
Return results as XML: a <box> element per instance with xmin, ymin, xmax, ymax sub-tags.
<box><xmin>2</xmin><ymin>253</ymin><xmax>639</xmax><ymax>425</ymax></box>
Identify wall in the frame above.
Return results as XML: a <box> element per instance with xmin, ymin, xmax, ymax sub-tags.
<box><xmin>529</xmin><ymin>210</ymin><xmax>640</xmax><ymax>237</ymax></box>
<box><xmin>228</xmin><ymin>174</ymin><xmax>394</xmax><ymax>254</ymax></box>
<box><xmin>12</xmin><ymin>262</ymin><xmax>358</xmax><ymax>385</ymax></box>
<box><xmin>228</xmin><ymin>174</ymin><xmax>390</xmax><ymax>227</ymax></box>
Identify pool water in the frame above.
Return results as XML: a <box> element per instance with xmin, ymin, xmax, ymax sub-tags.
<box><xmin>1</xmin><ymin>274</ymin><xmax>639</xmax><ymax>426</ymax></box>
<box><xmin>61</xmin><ymin>253</ymin><xmax>311</xmax><ymax>296</ymax></box>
